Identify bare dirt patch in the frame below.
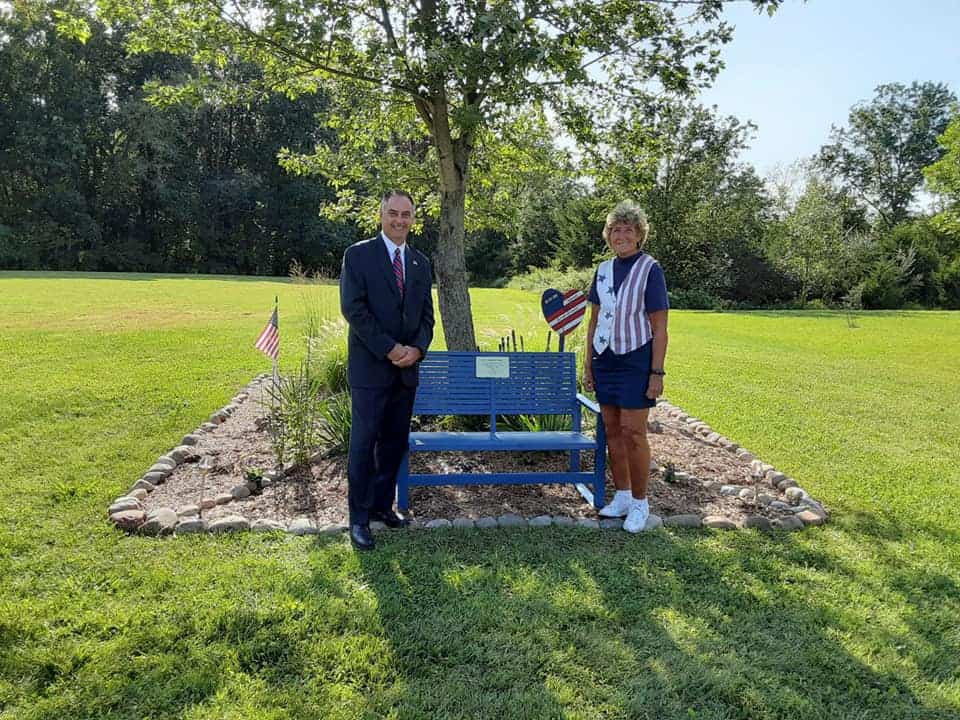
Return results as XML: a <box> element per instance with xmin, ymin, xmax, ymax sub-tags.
<box><xmin>143</xmin><ymin>381</ymin><xmax>803</xmax><ymax>525</ymax></box>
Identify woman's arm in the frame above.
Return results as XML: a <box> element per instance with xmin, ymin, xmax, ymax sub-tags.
<box><xmin>582</xmin><ymin>303</ymin><xmax>599</xmax><ymax>391</ymax></box>
<box><xmin>646</xmin><ymin>309</ymin><xmax>668</xmax><ymax>399</ymax></box>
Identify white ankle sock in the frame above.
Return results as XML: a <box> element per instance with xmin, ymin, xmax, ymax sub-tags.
<box><xmin>615</xmin><ymin>490</ymin><xmax>632</xmax><ymax>501</ymax></box>
<box><xmin>632</xmin><ymin>497</ymin><xmax>648</xmax><ymax>509</ymax></box>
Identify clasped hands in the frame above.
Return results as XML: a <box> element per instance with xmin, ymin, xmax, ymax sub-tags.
<box><xmin>388</xmin><ymin>343</ymin><xmax>422</xmax><ymax>368</ymax></box>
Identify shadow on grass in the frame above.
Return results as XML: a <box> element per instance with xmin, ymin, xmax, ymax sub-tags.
<box><xmin>8</xmin><ymin>517</ymin><xmax>955</xmax><ymax>719</ymax></box>
<box><xmin>835</xmin><ymin>510</ymin><xmax>960</xmax><ymax>690</ymax></box>
<box><xmin>337</xmin><ymin>525</ymin><xmax>947</xmax><ymax>720</ymax></box>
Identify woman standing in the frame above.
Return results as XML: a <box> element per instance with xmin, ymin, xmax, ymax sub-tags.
<box><xmin>582</xmin><ymin>200</ymin><xmax>669</xmax><ymax>533</ymax></box>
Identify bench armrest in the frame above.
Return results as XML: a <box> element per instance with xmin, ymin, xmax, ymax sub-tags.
<box><xmin>577</xmin><ymin>393</ymin><xmax>600</xmax><ymax>414</ymax></box>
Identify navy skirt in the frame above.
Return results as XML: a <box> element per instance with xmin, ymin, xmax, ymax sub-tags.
<box><xmin>592</xmin><ymin>341</ymin><xmax>655</xmax><ymax>409</ymax></box>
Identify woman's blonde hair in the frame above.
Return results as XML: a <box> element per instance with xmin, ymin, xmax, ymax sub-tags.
<box><xmin>602</xmin><ymin>200</ymin><xmax>649</xmax><ymax>248</ymax></box>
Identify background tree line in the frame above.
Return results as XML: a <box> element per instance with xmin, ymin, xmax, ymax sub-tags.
<box><xmin>0</xmin><ymin>2</ymin><xmax>356</xmax><ymax>276</ymax></box>
<box><xmin>2</xmin><ymin>1</ymin><xmax>960</xmax><ymax>311</ymax></box>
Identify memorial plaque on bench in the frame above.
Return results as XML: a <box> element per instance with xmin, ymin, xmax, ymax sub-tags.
<box><xmin>475</xmin><ymin>356</ymin><xmax>510</xmax><ymax>378</ymax></box>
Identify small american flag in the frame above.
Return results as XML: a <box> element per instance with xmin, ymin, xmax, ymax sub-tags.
<box><xmin>254</xmin><ymin>307</ymin><xmax>279</xmax><ymax>360</ymax></box>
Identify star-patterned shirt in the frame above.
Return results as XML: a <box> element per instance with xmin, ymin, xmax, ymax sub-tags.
<box><xmin>588</xmin><ymin>252</ymin><xmax>669</xmax><ymax>312</ymax></box>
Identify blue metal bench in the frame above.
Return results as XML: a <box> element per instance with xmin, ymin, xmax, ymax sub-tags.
<box><xmin>396</xmin><ymin>351</ymin><xmax>606</xmax><ymax>511</ymax></box>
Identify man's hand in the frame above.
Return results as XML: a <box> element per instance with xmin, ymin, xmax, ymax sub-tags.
<box><xmin>392</xmin><ymin>345</ymin><xmax>423</xmax><ymax>368</ymax></box>
<box><xmin>387</xmin><ymin>343</ymin><xmax>407</xmax><ymax>363</ymax></box>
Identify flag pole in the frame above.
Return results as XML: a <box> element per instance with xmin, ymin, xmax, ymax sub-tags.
<box><xmin>272</xmin><ymin>295</ymin><xmax>279</xmax><ymax>390</ymax></box>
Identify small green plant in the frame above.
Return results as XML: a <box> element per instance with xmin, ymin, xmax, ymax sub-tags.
<box><xmin>261</xmin><ymin>356</ymin><xmax>326</xmax><ymax>467</ymax></box>
<box><xmin>243</xmin><ymin>466</ymin><xmax>264</xmax><ymax>482</ymax></box>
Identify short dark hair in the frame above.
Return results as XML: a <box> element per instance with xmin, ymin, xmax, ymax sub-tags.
<box><xmin>380</xmin><ymin>190</ymin><xmax>415</xmax><ymax>212</ymax></box>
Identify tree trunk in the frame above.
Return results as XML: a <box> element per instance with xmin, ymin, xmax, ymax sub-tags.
<box><xmin>430</xmin><ymin>100</ymin><xmax>477</xmax><ymax>352</ymax></box>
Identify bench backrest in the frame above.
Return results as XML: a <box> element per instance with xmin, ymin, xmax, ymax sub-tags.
<box><xmin>414</xmin><ymin>352</ymin><xmax>579</xmax><ymax>423</ymax></box>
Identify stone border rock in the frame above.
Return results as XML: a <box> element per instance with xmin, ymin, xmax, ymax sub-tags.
<box><xmin>108</xmin><ymin>381</ymin><xmax>830</xmax><ymax>537</ymax></box>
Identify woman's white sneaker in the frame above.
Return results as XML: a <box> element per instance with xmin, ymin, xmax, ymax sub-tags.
<box><xmin>598</xmin><ymin>491</ymin><xmax>633</xmax><ymax>518</ymax></box>
<box><xmin>623</xmin><ymin>500</ymin><xmax>650</xmax><ymax>533</ymax></box>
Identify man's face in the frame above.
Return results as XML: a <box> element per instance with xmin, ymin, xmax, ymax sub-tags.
<box><xmin>381</xmin><ymin>195</ymin><xmax>415</xmax><ymax>245</ymax></box>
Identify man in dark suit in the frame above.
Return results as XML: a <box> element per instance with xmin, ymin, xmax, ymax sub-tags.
<box><xmin>340</xmin><ymin>190</ymin><xmax>435</xmax><ymax>550</ymax></box>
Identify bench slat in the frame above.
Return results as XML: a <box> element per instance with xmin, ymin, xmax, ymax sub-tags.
<box><xmin>407</xmin><ymin>471</ymin><xmax>597</xmax><ymax>487</ymax></box>
<box><xmin>410</xmin><ymin>431</ymin><xmax>596</xmax><ymax>452</ymax></box>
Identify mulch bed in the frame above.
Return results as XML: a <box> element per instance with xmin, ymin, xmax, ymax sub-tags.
<box><xmin>141</xmin><ymin>379</ymin><xmax>803</xmax><ymax>526</ymax></box>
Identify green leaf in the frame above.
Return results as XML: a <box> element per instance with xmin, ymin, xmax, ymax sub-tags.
<box><xmin>52</xmin><ymin>9</ymin><xmax>91</xmax><ymax>44</ymax></box>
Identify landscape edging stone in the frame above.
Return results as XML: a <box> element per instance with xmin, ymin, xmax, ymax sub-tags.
<box><xmin>108</xmin><ymin>379</ymin><xmax>831</xmax><ymax>537</ymax></box>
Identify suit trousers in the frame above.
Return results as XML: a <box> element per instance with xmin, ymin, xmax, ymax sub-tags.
<box><xmin>347</xmin><ymin>378</ymin><xmax>416</xmax><ymax>525</ymax></box>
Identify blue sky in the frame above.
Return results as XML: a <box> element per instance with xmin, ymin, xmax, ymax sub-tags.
<box><xmin>699</xmin><ymin>0</ymin><xmax>960</xmax><ymax>176</ymax></box>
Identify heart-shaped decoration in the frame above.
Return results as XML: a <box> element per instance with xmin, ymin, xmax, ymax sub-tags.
<box><xmin>541</xmin><ymin>288</ymin><xmax>587</xmax><ymax>336</ymax></box>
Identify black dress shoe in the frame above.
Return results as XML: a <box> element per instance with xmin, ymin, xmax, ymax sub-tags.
<box><xmin>350</xmin><ymin>523</ymin><xmax>375</xmax><ymax>550</ymax></box>
<box><xmin>370</xmin><ymin>509</ymin><xmax>410</xmax><ymax>529</ymax></box>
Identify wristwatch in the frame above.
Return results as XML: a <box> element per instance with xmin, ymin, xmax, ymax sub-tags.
<box><xmin>649</xmin><ymin>368</ymin><xmax>666</xmax><ymax>376</ymax></box>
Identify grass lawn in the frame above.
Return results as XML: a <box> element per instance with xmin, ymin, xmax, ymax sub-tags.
<box><xmin>1</xmin><ymin>271</ymin><xmax>958</xmax><ymax>719</ymax></box>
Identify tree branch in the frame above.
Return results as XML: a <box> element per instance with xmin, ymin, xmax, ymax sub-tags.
<box><xmin>208</xmin><ymin>0</ymin><xmax>426</xmax><ymax>99</ymax></box>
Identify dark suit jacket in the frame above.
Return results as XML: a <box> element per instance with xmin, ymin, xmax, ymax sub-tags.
<box><xmin>340</xmin><ymin>237</ymin><xmax>435</xmax><ymax>388</ymax></box>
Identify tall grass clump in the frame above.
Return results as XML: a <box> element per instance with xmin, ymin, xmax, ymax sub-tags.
<box><xmin>289</xmin><ymin>259</ymin><xmax>339</xmax><ymax>340</ymax></box>
<box><xmin>316</xmin><ymin>390</ymin><xmax>352</xmax><ymax>455</ymax></box>
<box><xmin>259</xmin><ymin>263</ymin><xmax>352</xmax><ymax>465</ymax></box>
<box><xmin>262</xmin><ymin>355</ymin><xmax>327</xmax><ymax>466</ymax></box>
<box><xmin>307</xmin><ymin>318</ymin><xmax>349</xmax><ymax>394</ymax></box>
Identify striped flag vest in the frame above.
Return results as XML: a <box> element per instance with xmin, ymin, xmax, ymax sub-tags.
<box><xmin>592</xmin><ymin>254</ymin><xmax>656</xmax><ymax>355</ymax></box>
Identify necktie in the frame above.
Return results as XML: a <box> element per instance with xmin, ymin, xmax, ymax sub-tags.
<box><xmin>393</xmin><ymin>247</ymin><xmax>404</xmax><ymax>297</ymax></box>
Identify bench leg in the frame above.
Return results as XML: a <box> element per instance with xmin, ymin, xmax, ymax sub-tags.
<box><xmin>396</xmin><ymin>451</ymin><xmax>410</xmax><ymax>512</ymax></box>
<box><xmin>593</xmin><ymin>416</ymin><xmax>607</xmax><ymax>509</ymax></box>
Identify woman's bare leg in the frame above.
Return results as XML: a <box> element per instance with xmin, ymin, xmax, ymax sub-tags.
<box><xmin>600</xmin><ymin>404</ymin><xmax>630</xmax><ymax>491</ymax></box>
<box><xmin>620</xmin><ymin>408</ymin><xmax>651</xmax><ymax>499</ymax></box>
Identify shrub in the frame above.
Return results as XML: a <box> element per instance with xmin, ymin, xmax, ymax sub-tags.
<box><xmin>877</xmin><ymin>220</ymin><xmax>954</xmax><ymax>306</ymax></box>
<box><xmin>937</xmin><ymin>256</ymin><xmax>960</xmax><ymax>309</ymax></box>
<box><xmin>667</xmin><ymin>288</ymin><xmax>724</xmax><ymax>310</ymax></box>
<box><xmin>861</xmin><ymin>261</ymin><xmax>905</xmax><ymax>309</ymax></box>
<box><xmin>860</xmin><ymin>248</ymin><xmax>921</xmax><ymax>310</ymax></box>
<box><xmin>507</xmin><ymin>265</ymin><xmax>596</xmax><ymax>294</ymax></box>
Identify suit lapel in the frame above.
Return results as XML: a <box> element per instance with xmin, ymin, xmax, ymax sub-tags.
<box><xmin>405</xmin><ymin>250</ymin><xmax>422</xmax><ymax>297</ymax></box>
